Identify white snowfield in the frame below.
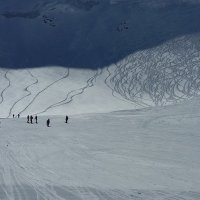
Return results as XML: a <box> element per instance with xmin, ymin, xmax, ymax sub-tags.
<box><xmin>0</xmin><ymin>99</ymin><xmax>200</xmax><ymax>199</ymax></box>
<box><xmin>0</xmin><ymin>35</ymin><xmax>200</xmax><ymax>199</ymax></box>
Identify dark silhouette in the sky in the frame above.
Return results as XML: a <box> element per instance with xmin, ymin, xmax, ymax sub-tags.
<box><xmin>0</xmin><ymin>0</ymin><xmax>200</xmax><ymax>69</ymax></box>
<box><xmin>42</xmin><ymin>15</ymin><xmax>56</xmax><ymax>27</ymax></box>
<box><xmin>116</xmin><ymin>21</ymin><xmax>129</xmax><ymax>32</ymax></box>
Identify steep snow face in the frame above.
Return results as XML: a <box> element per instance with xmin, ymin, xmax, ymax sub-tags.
<box><xmin>1</xmin><ymin>0</ymin><xmax>200</xmax><ymax>68</ymax></box>
<box><xmin>1</xmin><ymin>34</ymin><xmax>200</xmax><ymax>118</ymax></box>
<box><xmin>108</xmin><ymin>35</ymin><xmax>200</xmax><ymax>106</ymax></box>
<box><xmin>1</xmin><ymin>0</ymin><xmax>200</xmax><ymax>113</ymax></box>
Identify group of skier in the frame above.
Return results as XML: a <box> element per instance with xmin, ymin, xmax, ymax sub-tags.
<box><xmin>13</xmin><ymin>113</ymin><xmax>69</xmax><ymax>127</ymax></box>
<box><xmin>27</xmin><ymin>115</ymin><xmax>38</xmax><ymax>124</ymax></box>
<box><xmin>13</xmin><ymin>114</ymin><xmax>20</xmax><ymax>118</ymax></box>
<box><xmin>26</xmin><ymin>115</ymin><xmax>68</xmax><ymax>127</ymax></box>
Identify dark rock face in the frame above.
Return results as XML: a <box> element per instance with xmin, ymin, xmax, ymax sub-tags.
<box><xmin>1</xmin><ymin>11</ymin><xmax>41</xmax><ymax>19</ymax></box>
<box><xmin>0</xmin><ymin>0</ymin><xmax>200</xmax><ymax>69</ymax></box>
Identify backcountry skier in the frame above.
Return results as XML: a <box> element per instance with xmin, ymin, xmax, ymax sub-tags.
<box><xmin>47</xmin><ymin>119</ymin><xmax>50</xmax><ymax>127</ymax></box>
<box><xmin>65</xmin><ymin>115</ymin><xmax>68</xmax><ymax>123</ymax></box>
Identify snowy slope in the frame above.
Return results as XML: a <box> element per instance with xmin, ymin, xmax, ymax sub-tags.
<box><xmin>1</xmin><ymin>0</ymin><xmax>200</xmax><ymax>116</ymax></box>
<box><xmin>0</xmin><ymin>66</ymin><xmax>138</xmax><ymax>118</ymax></box>
<box><xmin>0</xmin><ymin>98</ymin><xmax>200</xmax><ymax>199</ymax></box>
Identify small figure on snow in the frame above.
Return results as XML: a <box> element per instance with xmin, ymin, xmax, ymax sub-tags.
<box><xmin>65</xmin><ymin>115</ymin><xmax>68</xmax><ymax>123</ymax></box>
<box><xmin>46</xmin><ymin>119</ymin><xmax>50</xmax><ymax>127</ymax></box>
<box><xmin>17</xmin><ymin>114</ymin><xmax>20</xmax><ymax>118</ymax></box>
<box><xmin>27</xmin><ymin>115</ymin><xmax>30</xmax><ymax>123</ymax></box>
<box><xmin>30</xmin><ymin>115</ymin><xmax>33</xmax><ymax>124</ymax></box>
<box><xmin>35</xmin><ymin>115</ymin><xmax>38</xmax><ymax>124</ymax></box>
<box><xmin>13</xmin><ymin>114</ymin><xmax>15</xmax><ymax>118</ymax></box>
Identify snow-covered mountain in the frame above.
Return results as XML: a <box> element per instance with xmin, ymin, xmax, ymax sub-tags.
<box><xmin>1</xmin><ymin>1</ymin><xmax>200</xmax><ymax>199</ymax></box>
<box><xmin>0</xmin><ymin>0</ymin><xmax>200</xmax><ymax>68</ymax></box>
<box><xmin>1</xmin><ymin>0</ymin><xmax>200</xmax><ymax>117</ymax></box>
<box><xmin>1</xmin><ymin>34</ymin><xmax>200</xmax><ymax>118</ymax></box>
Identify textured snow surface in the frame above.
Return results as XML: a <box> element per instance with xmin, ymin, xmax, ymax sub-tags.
<box><xmin>0</xmin><ymin>99</ymin><xmax>200</xmax><ymax>199</ymax></box>
<box><xmin>0</xmin><ymin>66</ymin><xmax>137</xmax><ymax>118</ymax></box>
<box><xmin>2</xmin><ymin>35</ymin><xmax>200</xmax><ymax>117</ymax></box>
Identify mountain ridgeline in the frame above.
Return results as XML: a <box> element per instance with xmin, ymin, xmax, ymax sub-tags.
<box><xmin>0</xmin><ymin>0</ymin><xmax>200</xmax><ymax>69</ymax></box>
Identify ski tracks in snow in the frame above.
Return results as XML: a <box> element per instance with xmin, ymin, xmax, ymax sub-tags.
<box><xmin>6</xmin><ymin>70</ymin><xmax>39</xmax><ymax>118</ymax></box>
<box><xmin>18</xmin><ymin>68</ymin><xmax>69</xmax><ymax>116</ymax></box>
<box><xmin>36</xmin><ymin>69</ymin><xmax>102</xmax><ymax>115</ymax></box>
<box><xmin>0</xmin><ymin>71</ymin><xmax>11</xmax><ymax>105</ymax></box>
<box><xmin>0</xmin><ymin>66</ymin><xmax>136</xmax><ymax>117</ymax></box>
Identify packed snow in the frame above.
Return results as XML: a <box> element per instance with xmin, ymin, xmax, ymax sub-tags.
<box><xmin>0</xmin><ymin>98</ymin><xmax>200</xmax><ymax>199</ymax></box>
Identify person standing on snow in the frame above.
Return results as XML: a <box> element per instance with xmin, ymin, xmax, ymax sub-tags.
<box><xmin>27</xmin><ymin>115</ymin><xmax>30</xmax><ymax>123</ymax></box>
<box><xmin>13</xmin><ymin>114</ymin><xmax>15</xmax><ymax>118</ymax></box>
<box><xmin>46</xmin><ymin>119</ymin><xmax>50</xmax><ymax>127</ymax></box>
<box><xmin>35</xmin><ymin>115</ymin><xmax>38</xmax><ymax>124</ymax></box>
<box><xmin>17</xmin><ymin>114</ymin><xmax>20</xmax><ymax>118</ymax></box>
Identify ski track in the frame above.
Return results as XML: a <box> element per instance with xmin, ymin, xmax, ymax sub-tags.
<box><xmin>107</xmin><ymin>36</ymin><xmax>200</xmax><ymax>106</ymax></box>
<box><xmin>0</xmin><ymin>144</ymin><xmax>198</xmax><ymax>200</ymax></box>
<box><xmin>3</xmin><ymin>36</ymin><xmax>200</xmax><ymax>116</ymax></box>
<box><xmin>6</xmin><ymin>70</ymin><xmax>39</xmax><ymax>118</ymax></box>
<box><xmin>104</xmin><ymin>66</ymin><xmax>134</xmax><ymax>104</ymax></box>
<box><xmin>19</xmin><ymin>68</ymin><xmax>69</xmax><ymax>116</ymax></box>
<box><xmin>35</xmin><ymin>69</ymin><xmax>102</xmax><ymax>115</ymax></box>
<box><xmin>0</xmin><ymin>71</ymin><xmax>11</xmax><ymax>105</ymax></box>
<box><xmin>104</xmin><ymin>66</ymin><xmax>118</xmax><ymax>98</ymax></box>
<box><xmin>112</xmin><ymin>63</ymin><xmax>150</xmax><ymax>107</ymax></box>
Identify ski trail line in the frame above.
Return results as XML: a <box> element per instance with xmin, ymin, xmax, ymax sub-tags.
<box><xmin>19</xmin><ymin>69</ymin><xmax>69</xmax><ymax>115</ymax></box>
<box><xmin>104</xmin><ymin>66</ymin><xmax>136</xmax><ymax>105</ymax></box>
<box><xmin>36</xmin><ymin>69</ymin><xmax>102</xmax><ymax>115</ymax></box>
<box><xmin>6</xmin><ymin>70</ymin><xmax>39</xmax><ymax>118</ymax></box>
<box><xmin>0</xmin><ymin>71</ymin><xmax>11</xmax><ymax>105</ymax></box>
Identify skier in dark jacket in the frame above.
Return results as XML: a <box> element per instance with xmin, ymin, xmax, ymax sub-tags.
<box><xmin>65</xmin><ymin>115</ymin><xmax>68</xmax><ymax>123</ymax></box>
<box><xmin>46</xmin><ymin>119</ymin><xmax>50</xmax><ymax>127</ymax></box>
<box><xmin>35</xmin><ymin>115</ymin><xmax>38</xmax><ymax>124</ymax></box>
<box><xmin>18</xmin><ymin>114</ymin><xmax>20</xmax><ymax>118</ymax></box>
<box><xmin>30</xmin><ymin>115</ymin><xmax>33</xmax><ymax>124</ymax></box>
<box><xmin>13</xmin><ymin>114</ymin><xmax>15</xmax><ymax>118</ymax></box>
<box><xmin>27</xmin><ymin>115</ymin><xmax>30</xmax><ymax>123</ymax></box>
